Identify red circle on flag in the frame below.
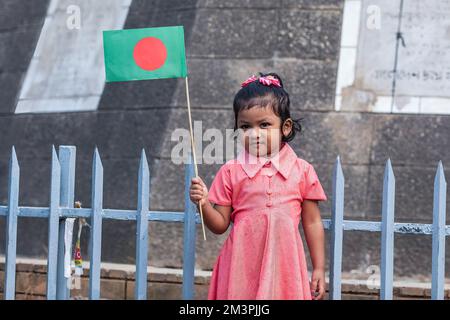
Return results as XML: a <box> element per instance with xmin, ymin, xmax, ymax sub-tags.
<box><xmin>133</xmin><ymin>37</ymin><xmax>167</xmax><ymax>71</ymax></box>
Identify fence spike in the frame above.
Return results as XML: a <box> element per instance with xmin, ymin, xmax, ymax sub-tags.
<box><xmin>4</xmin><ymin>146</ymin><xmax>20</xmax><ymax>300</ymax></box>
<box><xmin>182</xmin><ymin>152</ymin><xmax>197</xmax><ymax>299</ymax></box>
<box><xmin>56</xmin><ymin>146</ymin><xmax>76</xmax><ymax>300</ymax></box>
<box><xmin>431</xmin><ymin>161</ymin><xmax>446</xmax><ymax>300</ymax></box>
<box><xmin>329</xmin><ymin>156</ymin><xmax>345</xmax><ymax>300</ymax></box>
<box><xmin>135</xmin><ymin>148</ymin><xmax>150</xmax><ymax>300</ymax></box>
<box><xmin>88</xmin><ymin>147</ymin><xmax>104</xmax><ymax>300</ymax></box>
<box><xmin>380</xmin><ymin>158</ymin><xmax>395</xmax><ymax>300</ymax></box>
<box><xmin>47</xmin><ymin>146</ymin><xmax>61</xmax><ymax>299</ymax></box>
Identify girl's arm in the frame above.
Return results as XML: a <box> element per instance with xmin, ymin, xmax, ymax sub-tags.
<box><xmin>301</xmin><ymin>199</ymin><xmax>326</xmax><ymax>300</ymax></box>
<box><xmin>190</xmin><ymin>177</ymin><xmax>233</xmax><ymax>234</ymax></box>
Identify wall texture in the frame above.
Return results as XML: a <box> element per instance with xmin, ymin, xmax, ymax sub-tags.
<box><xmin>0</xmin><ymin>0</ymin><xmax>449</xmax><ymax>277</ymax></box>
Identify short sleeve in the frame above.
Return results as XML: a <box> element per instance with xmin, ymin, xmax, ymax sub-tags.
<box><xmin>208</xmin><ymin>164</ymin><xmax>232</xmax><ymax>206</ymax></box>
<box><xmin>302</xmin><ymin>163</ymin><xmax>327</xmax><ymax>201</ymax></box>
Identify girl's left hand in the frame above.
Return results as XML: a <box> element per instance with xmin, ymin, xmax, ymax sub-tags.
<box><xmin>310</xmin><ymin>269</ymin><xmax>325</xmax><ymax>300</ymax></box>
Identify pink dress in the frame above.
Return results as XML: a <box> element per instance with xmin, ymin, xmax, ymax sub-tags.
<box><xmin>207</xmin><ymin>143</ymin><xmax>327</xmax><ymax>300</ymax></box>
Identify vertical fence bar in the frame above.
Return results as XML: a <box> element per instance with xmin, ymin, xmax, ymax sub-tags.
<box><xmin>380</xmin><ymin>159</ymin><xmax>395</xmax><ymax>300</ymax></box>
<box><xmin>431</xmin><ymin>161</ymin><xmax>446</xmax><ymax>300</ymax></box>
<box><xmin>4</xmin><ymin>147</ymin><xmax>19</xmax><ymax>300</ymax></box>
<box><xmin>56</xmin><ymin>146</ymin><xmax>76</xmax><ymax>299</ymax></box>
<box><xmin>47</xmin><ymin>146</ymin><xmax>61</xmax><ymax>299</ymax></box>
<box><xmin>182</xmin><ymin>156</ymin><xmax>197</xmax><ymax>299</ymax></box>
<box><xmin>135</xmin><ymin>149</ymin><xmax>150</xmax><ymax>300</ymax></box>
<box><xmin>89</xmin><ymin>148</ymin><xmax>103</xmax><ymax>300</ymax></box>
<box><xmin>329</xmin><ymin>156</ymin><xmax>344</xmax><ymax>300</ymax></box>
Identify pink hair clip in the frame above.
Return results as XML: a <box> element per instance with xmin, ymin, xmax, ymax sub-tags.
<box><xmin>259</xmin><ymin>75</ymin><xmax>281</xmax><ymax>87</ymax></box>
<box><xmin>241</xmin><ymin>75</ymin><xmax>281</xmax><ymax>88</ymax></box>
<box><xmin>241</xmin><ymin>75</ymin><xmax>258</xmax><ymax>87</ymax></box>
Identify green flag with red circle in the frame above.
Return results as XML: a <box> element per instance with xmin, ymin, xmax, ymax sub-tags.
<box><xmin>103</xmin><ymin>26</ymin><xmax>187</xmax><ymax>82</ymax></box>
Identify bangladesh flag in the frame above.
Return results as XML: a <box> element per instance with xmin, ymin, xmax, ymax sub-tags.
<box><xmin>103</xmin><ymin>26</ymin><xmax>187</xmax><ymax>82</ymax></box>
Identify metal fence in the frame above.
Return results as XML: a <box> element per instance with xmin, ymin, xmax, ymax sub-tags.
<box><xmin>1</xmin><ymin>145</ymin><xmax>199</xmax><ymax>300</ymax></box>
<box><xmin>327</xmin><ymin>157</ymin><xmax>448</xmax><ymax>300</ymax></box>
<box><xmin>0</xmin><ymin>146</ymin><xmax>448</xmax><ymax>300</ymax></box>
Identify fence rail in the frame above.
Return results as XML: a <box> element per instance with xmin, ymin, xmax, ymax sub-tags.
<box><xmin>0</xmin><ymin>146</ymin><xmax>448</xmax><ymax>300</ymax></box>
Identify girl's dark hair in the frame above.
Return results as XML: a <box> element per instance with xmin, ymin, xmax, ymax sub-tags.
<box><xmin>233</xmin><ymin>72</ymin><xmax>303</xmax><ymax>142</ymax></box>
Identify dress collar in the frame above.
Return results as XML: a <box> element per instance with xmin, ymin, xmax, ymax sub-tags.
<box><xmin>236</xmin><ymin>143</ymin><xmax>298</xmax><ymax>179</ymax></box>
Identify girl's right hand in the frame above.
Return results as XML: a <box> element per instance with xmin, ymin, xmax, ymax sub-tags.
<box><xmin>190</xmin><ymin>177</ymin><xmax>209</xmax><ymax>206</ymax></box>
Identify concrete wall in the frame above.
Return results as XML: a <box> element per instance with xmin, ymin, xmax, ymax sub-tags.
<box><xmin>0</xmin><ymin>0</ymin><xmax>449</xmax><ymax>278</ymax></box>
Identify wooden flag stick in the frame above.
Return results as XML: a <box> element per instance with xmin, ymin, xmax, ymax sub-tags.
<box><xmin>185</xmin><ymin>76</ymin><xmax>207</xmax><ymax>241</ymax></box>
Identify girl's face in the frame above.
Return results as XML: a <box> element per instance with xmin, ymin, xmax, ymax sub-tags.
<box><xmin>237</xmin><ymin>105</ymin><xmax>293</xmax><ymax>158</ymax></box>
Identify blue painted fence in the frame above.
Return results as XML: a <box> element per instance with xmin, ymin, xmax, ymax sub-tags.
<box><xmin>0</xmin><ymin>146</ymin><xmax>448</xmax><ymax>300</ymax></box>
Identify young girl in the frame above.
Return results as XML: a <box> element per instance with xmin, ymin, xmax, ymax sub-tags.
<box><xmin>190</xmin><ymin>73</ymin><xmax>327</xmax><ymax>300</ymax></box>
